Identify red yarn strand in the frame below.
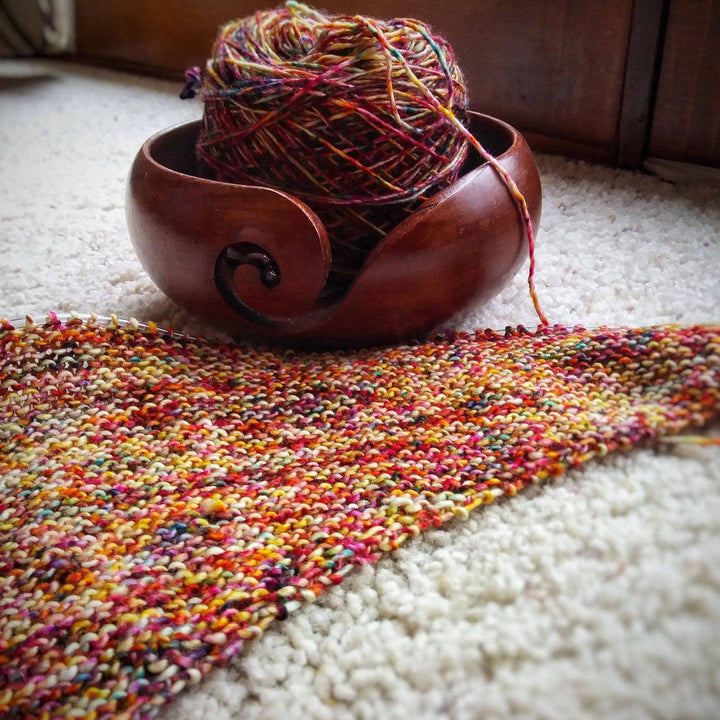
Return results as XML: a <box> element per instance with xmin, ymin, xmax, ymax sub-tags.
<box><xmin>363</xmin><ymin>14</ymin><xmax>548</xmax><ymax>326</ymax></box>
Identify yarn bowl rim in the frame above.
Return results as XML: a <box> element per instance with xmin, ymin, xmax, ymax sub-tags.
<box><xmin>126</xmin><ymin>111</ymin><xmax>542</xmax><ymax>350</ymax></box>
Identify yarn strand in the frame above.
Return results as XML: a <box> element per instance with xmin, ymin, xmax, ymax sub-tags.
<box><xmin>361</xmin><ymin>14</ymin><xmax>548</xmax><ymax>325</ymax></box>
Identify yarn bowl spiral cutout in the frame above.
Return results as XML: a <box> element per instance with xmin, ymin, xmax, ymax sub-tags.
<box><xmin>126</xmin><ymin>111</ymin><xmax>541</xmax><ymax>349</ymax></box>
<box><xmin>192</xmin><ymin>2</ymin><xmax>471</xmax><ymax>287</ymax></box>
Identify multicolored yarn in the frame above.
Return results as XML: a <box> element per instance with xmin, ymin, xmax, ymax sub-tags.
<box><xmin>183</xmin><ymin>1</ymin><xmax>544</xmax><ymax>320</ymax></box>
<box><xmin>185</xmin><ymin>1</ymin><xmax>467</xmax><ymax>283</ymax></box>
<box><xmin>2</xmin><ymin>315</ymin><xmax>718</xmax><ymax>719</ymax></box>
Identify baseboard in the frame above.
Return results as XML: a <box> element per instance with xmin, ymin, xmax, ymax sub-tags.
<box><xmin>644</xmin><ymin>157</ymin><xmax>720</xmax><ymax>187</ymax></box>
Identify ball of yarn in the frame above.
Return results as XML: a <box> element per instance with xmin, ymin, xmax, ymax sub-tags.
<box><xmin>187</xmin><ymin>1</ymin><xmax>470</xmax><ymax>289</ymax></box>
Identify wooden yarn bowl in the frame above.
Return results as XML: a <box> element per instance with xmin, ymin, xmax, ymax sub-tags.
<box><xmin>126</xmin><ymin>112</ymin><xmax>541</xmax><ymax>349</ymax></box>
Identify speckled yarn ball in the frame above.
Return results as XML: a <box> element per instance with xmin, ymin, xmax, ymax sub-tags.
<box><xmin>188</xmin><ymin>1</ymin><xmax>470</xmax><ymax>286</ymax></box>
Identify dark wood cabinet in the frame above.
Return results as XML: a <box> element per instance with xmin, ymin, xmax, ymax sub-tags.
<box><xmin>73</xmin><ymin>0</ymin><xmax>720</xmax><ymax>171</ymax></box>
<box><xmin>648</xmin><ymin>0</ymin><xmax>720</xmax><ymax>168</ymax></box>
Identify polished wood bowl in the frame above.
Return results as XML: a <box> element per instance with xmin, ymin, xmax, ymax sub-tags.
<box><xmin>126</xmin><ymin>112</ymin><xmax>541</xmax><ymax>349</ymax></box>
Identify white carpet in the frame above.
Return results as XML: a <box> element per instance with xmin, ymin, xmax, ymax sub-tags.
<box><xmin>1</xmin><ymin>59</ymin><xmax>719</xmax><ymax>720</ymax></box>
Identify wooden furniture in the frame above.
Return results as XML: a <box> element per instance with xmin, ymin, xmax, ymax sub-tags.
<box><xmin>126</xmin><ymin>113</ymin><xmax>541</xmax><ymax>348</ymax></box>
<box><xmin>647</xmin><ymin>0</ymin><xmax>720</xmax><ymax>171</ymax></box>
<box><xmin>72</xmin><ymin>0</ymin><xmax>720</xmax><ymax>172</ymax></box>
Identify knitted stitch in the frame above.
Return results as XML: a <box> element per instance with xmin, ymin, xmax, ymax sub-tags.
<box><xmin>1</xmin><ymin>315</ymin><xmax>718</xmax><ymax>719</ymax></box>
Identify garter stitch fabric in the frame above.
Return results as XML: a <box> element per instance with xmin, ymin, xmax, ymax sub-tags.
<box><xmin>1</xmin><ymin>315</ymin><xmax>719</xmax><ymax>719</ymax></box>
<box><xmin>186</xmin><ymin>1</ymin><xmax>470</xmax><ymax>287</ymax></box>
